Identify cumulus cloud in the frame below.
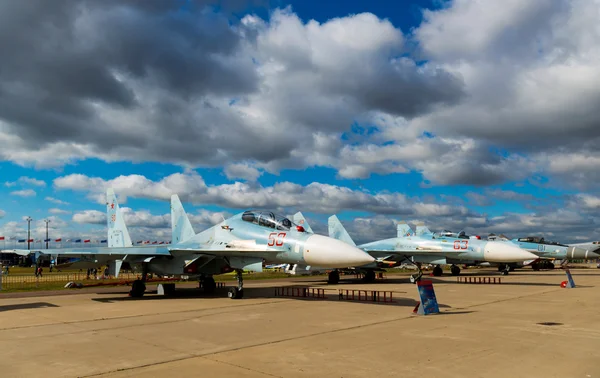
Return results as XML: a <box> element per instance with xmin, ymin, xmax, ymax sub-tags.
<box><xmin>73</xmin><ymin>210</ymin><xmax>105</xmax><ymax>225</ymax></box>
<box><xmin>49</xmin><ymin>208</ymin><xmax>69</xmax><ymax>215</ymax></box>
<box><xmin>0</xmin><ymin>1</ymin><xmax>466</xmax><ymax>183</ymax></box>
<box><xmin>10</xmin><ymin>189</ymin><xmax>36</xmax><ymax>197</ymax></box>
<box><xmin>54</xmin><ymin>171</ymin><xmax>463</xmax><ymax>215</ymax></box>
<box><xmin>224</xmin><ymin>162</ymin><xmax>262</xmax><ymax>181</ymax></box>
<box><xmin>45</xmin><ymin>197</ymin><xmax>69</xmax><ymax>205</ymax></box>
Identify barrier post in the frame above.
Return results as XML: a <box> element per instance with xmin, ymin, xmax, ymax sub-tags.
<box><xmin>413</xmin><ymin>280</ymin><xmax>440</xmax><ymax>315</ymax></box>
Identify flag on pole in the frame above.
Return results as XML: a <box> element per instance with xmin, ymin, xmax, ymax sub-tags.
<box><xmin>28</xmin><ymin>239</ymin><xmax>34</xmax><ymax>242</ymax></box>
<box><xmin>136</xmin><ymin>241</ymin><xmax>143</xmax><ymax>244</ymax></box>
<box><xmin>75</xmin><ymin>239</ymin><xmax>81</xmax><ymax>243</ymax></box>
<box><xmin>100</xmin><ymin>239</ymin><xmax>107</xmax><ymax>243</ymax></box>
<box><xmin>55</xmin><ymin>238</ymin><xmax>62</xmax><ymax>242</ymax></box>
<box><xmin>18</xmin><ymin>239</ymin><xmax>26</xmax><ymax>243</ymax></box>
<box><xmin>84</xmin><ymin>239</ymin><xmax>90</xmax><ymax>243</ymax></box>
<box><xmin>0</xmin><ymin>236</ymin><xmax>4</xmax><ymax>241</ymax></box>
<box><xmin>44</xmin><ymin>239</ymin><xmax>51</xmax><ymax>242</ymax></box>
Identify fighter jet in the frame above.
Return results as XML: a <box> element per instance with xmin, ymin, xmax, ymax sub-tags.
<box><xmin>508</xmin><ymin>236</ymin><xmax>600</xmax><ymax>270</ymax></box>
<box><xmin>2</xmin><ymin>189</ymin><xmax>373</xmax><ymax>299</ymax></box>
<box><xmin>326</xmin><ymin>215</ymin><xmax>538</xmax><ymax>284</ymax></box>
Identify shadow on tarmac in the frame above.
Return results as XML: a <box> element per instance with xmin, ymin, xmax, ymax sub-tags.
<box><xmin>0</xmin><ymin>302</ymin><xmax>59</xmax><ymax>312</ymax></box>
<box><xmin>90</xmin><ymin>285</ymin><xmax>453</xmax><ymax>309</ymax></box>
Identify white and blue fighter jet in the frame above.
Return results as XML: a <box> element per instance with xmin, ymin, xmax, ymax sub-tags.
<box><xmin>2</xmin><ymin>189</ymin><xmax>373</xmax><ymax>299</ymax></box>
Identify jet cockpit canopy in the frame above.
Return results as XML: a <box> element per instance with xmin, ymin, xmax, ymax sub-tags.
<box><xmin>435</xmin><ymin>230</ymin><xmax>469</xmax><ymax>239</ymax></box>
<box><xmin>241</xmin><ymin>210</ymin><xmax>304</xmax><ymax>231</ymax></box>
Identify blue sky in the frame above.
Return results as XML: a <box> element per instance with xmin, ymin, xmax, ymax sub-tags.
<box><xmin>1</xmin><ymin>0</ymin><xmax>599</xmax><ymax>244</ymax></box>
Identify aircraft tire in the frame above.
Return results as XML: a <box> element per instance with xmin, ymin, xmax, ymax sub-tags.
<box><xmin>327</xmin><ymin>271</ymin><xmax>340</xmax><ymax>285</ymax></box>
<box><xmin>363</xmin><ymin>270</ymin><xmax>376</xmax><ymax>283</ymax></box>
<box><xmin>130</xmin><ymin>280</ymin><xmax>146</xmax><ymax>298</ymax></box>
<box><xmin>450</xmin><ymin>265</ymin><xmax>461</xmax><ymax>276</ymax></box>
<box><xmin>228</xmin><ymin>287</ymin><xmax>243</xmax><ymax>299</ymax></box>
<box><xmin>432</xmin><ymin>265</ymin><xmax>443</xmax><ymax>277</ymax></box>
<box><xmin>501</xmin><ymin>270</ymin><xmax>509</xmax><ymax>276</ymax></box>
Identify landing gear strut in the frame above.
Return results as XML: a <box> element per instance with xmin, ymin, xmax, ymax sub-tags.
<box><xmin>409</xmin><ymin>262</ymin><xmax>423</xmax><ymax>284</ymax></box>
<box><xmin>228</xmin><ymin>269</ymin><xmax>244</xmax><ymax>299</ymax></box>
<box><xmin>328</xmin><ymin>270</ymin><xmax>340</xmax><ymax>284</ymax></box>
<box><xmin>130</xmin><ymin>263</ymin><xmax>148</xmax><ymax>298</ymax></box>
<box><xmin>501</xmin><ymin>264</ymin><xmax>511</xmax><ymax>275</ymax></box>
<box><xmin>450</xmin><ymin>264</ymin><xmax>461</xmax><ymax>276</ymax></box>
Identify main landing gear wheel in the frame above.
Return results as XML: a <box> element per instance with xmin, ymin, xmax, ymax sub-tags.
<box><xmin>328</xmin><ymin>270</ymin><xmax>340</xmax><ymax>284</ymax></box>
<box><xmin>229</xmin><ymin>269</ymin><xmax>244</xmax><ymax>300</ymax></box>
<box><xmin>228</xmin><ymin>287</ymin><xmax>243</xmax><ymax>299</ymax></box>
<box><xmin>363</xmin><ymin>270</ymin><xmax>376</xmax><ymax>283</ymax></box>
<box><xmin>129</xmin><ymin>262</ymin><xmax>149</xmax><ymax>298</ymax></box>
<box><xmin>130</xmin><ymin>279</ymin><xmax>146</xmax><ymax>298</ymax></box>
<box><xmin>432</xmin><ymin>265</ymin><xmax>443</xmax><ymax>277</ymax></box>
<box><xmin>450</xmin><ymin>264</ymin><xmax>461</xmax><ymax>276</ymax></box>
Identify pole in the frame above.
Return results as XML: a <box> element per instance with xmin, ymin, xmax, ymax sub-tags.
<box><xmin>26</xmin><ymin>216</ymin><xmax>32</xmax><ymax>250</ymax></box>
<box><xmin>44</xmin><ymin>219</ymin><xmax>50</xmax><ymax>249</ymax></box>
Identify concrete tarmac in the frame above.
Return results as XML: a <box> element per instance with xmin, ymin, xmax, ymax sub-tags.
<box><xmin>1</xmin><ymin>268</ymin><xmax>599</xmax><ymax>378</ymax></box>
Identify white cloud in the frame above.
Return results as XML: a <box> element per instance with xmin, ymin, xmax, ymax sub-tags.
<box><xmin>224</xmin><ymin>163</ymin><xmax>262</xmax><ymax>181</ymax></box>
<box><xmin>10</xmin><ymin>189</ymin><xmax>36</xmax><ymax>197</ymax></box>
<box><xmin>45</xmin><ymin>196</ymin><xmax>69</xmax><ymax>205</ymax></box>
<box><xmin>72</xmin><ymin>210</ymin><xmax>105</xmax><ymax>225</ymax></box>
<box><xmin>5</xmin><ymin>176</ymin><xmax>47</xmax><ymax>188</ymax></box>
<box><xmin>0</xmin><ymin>209</ymin><xmax>5</xmax><ymax>218</ymax></box>
<box><xmin>49</xmin><ymin>208</ymin><xmax>69</xmax><ymax>215</ymax></box>
<box><xmin>18</xmin><ymin>176</ymin><xmax>46</xmax><ymax>187</ymax></box>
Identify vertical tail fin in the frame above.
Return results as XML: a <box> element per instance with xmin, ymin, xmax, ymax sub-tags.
<box><xmin>397</xmin><ymin>222</ymin><xmax>413</xmax><ymax>237</ymax></box>
<box><xmin>171</xmin><ymin>194</ymin><xmax>195</xmax><ymax>244</ymax></box>
<box><xmin>293</xmin><ymin>212</ymin><xmax>314</xmax><ymax>233</ymax></box>
<box><xmin>328</xmin><ymin>215</ymin><xmax>356</xmax><ymax>246</ymax></box>
<box><xmin>415</xmin><ymin>222</ymin><xmax>431</xmax><ymax>236</ymax></box>
<box><xmin>106</xmin><ymin>188</ymin><xmax>132</xmax><ymax>248</ymax></box>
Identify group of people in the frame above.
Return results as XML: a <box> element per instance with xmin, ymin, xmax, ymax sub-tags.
<box><xmin>86</xmin><ymin>267</ymin><xmax>110</xmax><ymax>280</ymax></box>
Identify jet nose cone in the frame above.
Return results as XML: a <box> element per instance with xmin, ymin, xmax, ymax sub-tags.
<box><xmin>303</xmin><ymin>234</ymin><xmax>374</xmax><ymax>268</ymax></box>
<box><xmin>485</xmin><ymin>242</ymin><xmax>538</xmax><ymax>262</ymax></box>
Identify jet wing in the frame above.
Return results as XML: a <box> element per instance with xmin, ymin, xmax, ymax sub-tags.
<box><xmin>3</xmin><ymin>240</ymin><xmax>280</xmax><ymax>259</ymax></box>
<box><xmin>168</xmin><ymin>240</ymin><xmax>281</xmax><ymax>258</ymax></box>
<box><xmin>365</xmin><ymin>248</ymin><xmax>449</xmax><ymax>260</ymax></box>
<box><xmin>1</xmin><ymin>246</ymin><xmax>172</xmax><ymax>258</ymax></box>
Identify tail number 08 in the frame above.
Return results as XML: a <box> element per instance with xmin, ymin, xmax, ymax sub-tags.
<box><xmin>453</xmin><ymin>240</ymin><xmax>468</xmax><ymax>250</ymax></box>
<box><xmin>268</xmin><ymin>232</ymin><xmax>286</xmax><ymax>246</ymax></box>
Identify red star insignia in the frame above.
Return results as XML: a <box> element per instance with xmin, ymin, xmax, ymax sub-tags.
<box><xmin>111</xmin><ymin>203</ymin><xmax>114</xmax><ymax>209</ymax></box>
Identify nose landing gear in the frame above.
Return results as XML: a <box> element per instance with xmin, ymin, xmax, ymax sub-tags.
<box><xmin>327</xmin><ymin>270</ymin><xmax>340</xmax><ymax>284</ymax></box>
<box><xmin>228</xmin><ymin>269</ymin><xmax>244</xmax><ymax>299</ymax></box>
